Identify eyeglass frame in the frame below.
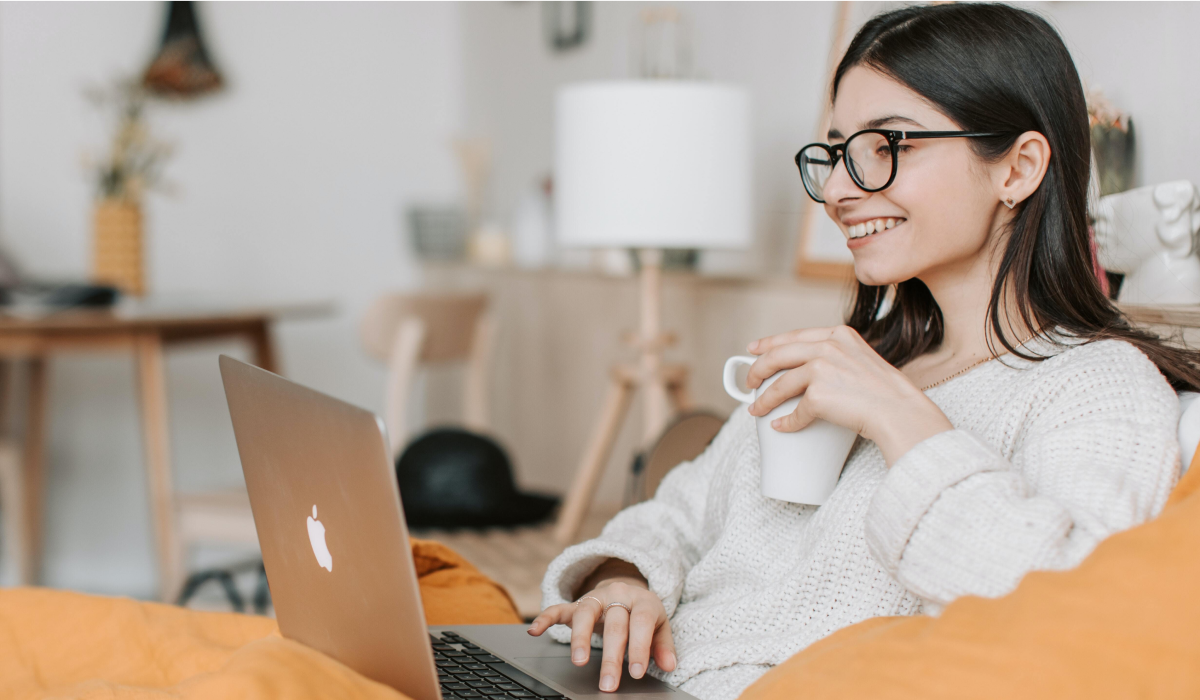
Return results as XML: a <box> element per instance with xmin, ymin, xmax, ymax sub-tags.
<box><xmin>795</xmin><ymin>129</ymin><xmax>1005</xmax><ymax>204</ymax></box>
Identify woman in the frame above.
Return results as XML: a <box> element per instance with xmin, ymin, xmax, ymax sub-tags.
<box><xmin>529</xmin><ymin>5</ymin><xmax>1197</xmax><ymax>699</ymax></box>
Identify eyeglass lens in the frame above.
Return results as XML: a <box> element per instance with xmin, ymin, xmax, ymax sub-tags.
<box><xmin>799</xmin><ymin>131</ymin><xmax>895</xmax><ymax>202</ymax></box>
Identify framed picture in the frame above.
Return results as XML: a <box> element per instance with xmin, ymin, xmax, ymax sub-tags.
<box><xmin>794</xmin><ymin>1</ymin><xmax>892</xmax><ymax>280</ymax></box>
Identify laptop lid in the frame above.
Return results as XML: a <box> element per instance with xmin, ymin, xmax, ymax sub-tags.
<box><xmin>219</xmin><ymin>355</ymin><xmax>440</xmax><ymax>700</ymax></box>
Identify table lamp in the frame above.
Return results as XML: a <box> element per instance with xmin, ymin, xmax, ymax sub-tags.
<box><xmin>553</xmin><ymin>80</ymin><xmax>751</xmax><ymax>543</ymax></box>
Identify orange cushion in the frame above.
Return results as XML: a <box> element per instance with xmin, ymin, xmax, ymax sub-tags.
<box><xmin>0</xmin><ymin>537</ymin><xmax>519</xmax><ymax>699</ymax></box>
<box><xmin>741</xmin><ymin>452</ymin><xmax>1200</xmax><ymax>699</ymax></box>
<box><xmin>413</xmin><ymin>537</ymin><xmax>522</xmax><ymax>625</ymax></box>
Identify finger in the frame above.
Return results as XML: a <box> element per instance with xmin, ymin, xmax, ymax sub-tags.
<box><xmin>570</xmin><ymin>599</ymin><xmax>603</xmax><ymax>666</ymax></box>
<box><xmin>528</xmin><ymin>603</ymin><xmax>579</xmax><ymax>635</ymax></box>
<box><xmin>747</xmin><ymin>327</ymin><xmax>835</xmax><ymax>355</ymax></box>
<box><xmin>749</xmin><ymin>365</ymin><xmax>813</xmax><ymax>417</ymax></box>
<box><xmin>745</xmin><ymin>342</ymin><xmax>825</xmax><ymax>389</ymax></box>
<box><xmin>651</xmin><ymin>619</ymin><xmax>677</xmax><ymax>673</ymax></box>
<box><xmin>625</xmin><ymin>603</ymin><xmax>658</xmax><ymax>679</ymax></box>
<box><xmin>600</xmin><ymin>605</ymin><xmax>630</xmax><ymax>692</ymax></box>
<box><xmin>747</xmin><ymin>326</ymin><xmax>838</xmax><ymax>355</ymax></box>
<box><xmin>772</xmin><ymin>395</ymin><xmax>818</xmax><ymax>433</ymax></box>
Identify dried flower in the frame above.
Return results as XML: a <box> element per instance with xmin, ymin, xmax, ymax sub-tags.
<box><xmin>82</xmin><ymin>78</ymin><xmax>174</xmax><ymax>203</ymax></box>
<box><xmin>1085</xmin><ymin>85</ymin><xmax>1129</xmax><ymax>133</ymax></box>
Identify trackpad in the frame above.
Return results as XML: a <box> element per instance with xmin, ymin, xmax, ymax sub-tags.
<box><xmin>514</xmin><ymin>656</ymin><xmax>670</xmax><ymax>695</ymax></box>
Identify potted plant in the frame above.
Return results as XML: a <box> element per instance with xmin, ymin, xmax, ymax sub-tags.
<box><xmin>83</xmin><ymin>79</ymin><xmax>172</xmax><ymax>297</ymax></box>
<box><xmin>1086</xmin><ymin>86</ymin><xmax>1134</xmax><ymax>197</ymax></box>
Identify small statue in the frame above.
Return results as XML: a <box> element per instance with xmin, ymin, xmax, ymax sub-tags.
<box><xmin>1093</xmin><ymin>180</ymin><xmax>1200</xmax><ymax>305</ymax></box>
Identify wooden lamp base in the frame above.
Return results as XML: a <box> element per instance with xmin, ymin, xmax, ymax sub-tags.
<box><xmin>553</xmin><ymin>250</ymin><xmax>693</xmax><ymax>545</ymax></box>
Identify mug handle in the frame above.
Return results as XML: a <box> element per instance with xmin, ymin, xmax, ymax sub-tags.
<box><xmin>723</xmin><ymin>356</ymin><xmax>757</xmax><ymax>403</ymax></box>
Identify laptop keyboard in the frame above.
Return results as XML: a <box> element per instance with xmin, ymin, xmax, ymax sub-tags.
<box><xmin>431</xmin><ymin>631</ymin><xmax>567</xmax><ymax>700</ymax></box>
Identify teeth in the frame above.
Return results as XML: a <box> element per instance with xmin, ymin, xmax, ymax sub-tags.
<box><xmin>848</xmin><ymin>218</ymin><xmax>904</xmax><ymax>239</ymax></box>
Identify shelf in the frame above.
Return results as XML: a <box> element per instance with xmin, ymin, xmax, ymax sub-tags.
<box><xmin>1119</xmin><ymin>303</ymin><xmax>1200</xmax><ymax>329</ymax></box>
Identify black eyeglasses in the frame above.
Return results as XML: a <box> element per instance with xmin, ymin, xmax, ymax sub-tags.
<box><xmin>795</xmin><ymin>129</ymin><xmax>1004</xmax><ymax>203</ymax></box>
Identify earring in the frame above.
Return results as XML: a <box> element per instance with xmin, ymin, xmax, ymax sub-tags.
<box><xmin>1003</xmin><ymin>197</ymin><xmax>1015</xmax><ymax>209</ymax></box>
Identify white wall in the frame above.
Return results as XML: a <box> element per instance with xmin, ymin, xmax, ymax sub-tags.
<box><xmin>461</xmin><ymin>2</ymin><xmax>841</xmax><ymax>276</ymax></box>
<box><xmin>0</xmin><ymin>2</ymin><xmax>464</xmax><ymax>597</ymax></box>
<box><xmin>1043</xmin><ymin>1</ymin><xmax>1200</xmax><ymax>187</ymax></box>
<box><xmin>462</xmin><ymin>1</ymin><xmax>1200</xmax><ymax>276</ymax></box>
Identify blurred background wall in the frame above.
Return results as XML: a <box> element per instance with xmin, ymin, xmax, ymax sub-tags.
<box><xmin>0</xmin><ymin>1</ymin><xmax>464</xmax><ymax>594</ymax></box>
<box><xmin>462</xmin><ymin>1</ymin><xmax>1200</xmax><ymax>275</ymax></box>
<box><xmin>0</xmin><ymin>0</ymin><xmax>1197</xmax><ymax>598</ymax></box>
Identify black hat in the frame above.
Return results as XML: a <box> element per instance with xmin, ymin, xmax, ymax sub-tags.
<box><xmin>395</xmin><ymin>427</ymin><xmax>559</xmax><ymax>529</ymax></box>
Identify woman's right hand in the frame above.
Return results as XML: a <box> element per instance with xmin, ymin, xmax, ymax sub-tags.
<box><xmin>527</xmin><ymin>561</ymin><xmax>676</xmax><ymax>693</ymax></box>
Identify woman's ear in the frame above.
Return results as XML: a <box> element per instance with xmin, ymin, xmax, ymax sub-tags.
<box><xmin>997</xmin><ymin>131</ymin><xmax>1051</xmax><ymax>207</ymax></box>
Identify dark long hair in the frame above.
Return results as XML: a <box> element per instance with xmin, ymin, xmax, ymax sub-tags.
<box><xmin>835</xmin><ymin>3</ymin><xmax>1200</xmax><ymax>391</ymax></box>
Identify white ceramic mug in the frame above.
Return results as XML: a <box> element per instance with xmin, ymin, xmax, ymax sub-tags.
<box><xmin>723</xmin><ymin>355</ymin><xmax>858</xmax><ymax>505</ymax></box>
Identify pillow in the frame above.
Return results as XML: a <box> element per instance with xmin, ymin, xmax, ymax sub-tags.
<box><xmin>1178</xmin><ymin>391</ymin><xmax>1200</xmax><ymax>474</ymax></box>
<box><xmin>740</xmin><ymin>441</ymin><xmax>1200</xmax><ymax>699</ymax></box>
<box><xmin>0</xmin><ymin>538</ymin><xmax>519</xmax><ymax>699</ymax></box>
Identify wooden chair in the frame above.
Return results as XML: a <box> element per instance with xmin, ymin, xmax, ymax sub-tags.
<box><xmin>625</xmin><ymin>411</ymin><xmax>725</xmax><ymax>506</ymax></box>
<box><xmin>360</xmin><ymin>293</ymin><xmax>497</xmax><ymax>458</ymax></box>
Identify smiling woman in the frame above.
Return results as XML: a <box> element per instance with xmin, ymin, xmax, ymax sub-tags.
<box><xmin>528</xmin><ymin>5</ymin><xmax>1199</xmax><ymax>700</ymax></box>
<box><xmin>814</xmin><ymin>5</ymin><xmax>1200</xmax><ymax>390</ymax></box>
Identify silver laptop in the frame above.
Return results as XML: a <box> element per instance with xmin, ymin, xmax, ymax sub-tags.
<box><xmin>219</xmin><ymin>356</ymin><xmax>695</xmax><ymax>700</ymax></box>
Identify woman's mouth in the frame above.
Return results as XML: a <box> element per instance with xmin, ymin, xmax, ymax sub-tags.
<box><xmin>846</xmin><ymin>217</ymin><xmax>905</xmax><ymax>240</ymax></box>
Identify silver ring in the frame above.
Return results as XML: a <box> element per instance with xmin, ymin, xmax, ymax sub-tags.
<box><xmin>575</xmin><ymin>595</ymin><xmax>603</xmax><ymax>609</ymax></box>
<box><xmin>603</xmin><ymin>601</ymin><xmax>632</xmax><ymax>619</ymax></box>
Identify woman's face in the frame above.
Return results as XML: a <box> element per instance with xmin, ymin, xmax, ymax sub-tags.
<box><xmin>824</xmin><ymin>66</ymin><xmax>1002</xmax><ymax>287</ymax></box>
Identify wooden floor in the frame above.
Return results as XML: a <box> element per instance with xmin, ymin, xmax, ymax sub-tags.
<box><xmin>411</xmin><ymin>506</ymin><xmax>620</xmax><ymax>620</ymax></box>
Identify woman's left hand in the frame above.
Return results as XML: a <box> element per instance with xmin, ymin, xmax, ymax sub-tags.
<box><xmin>745</xmin><ymin>325</ymin><xmax>953</xmax><ymax>466</ymax></box>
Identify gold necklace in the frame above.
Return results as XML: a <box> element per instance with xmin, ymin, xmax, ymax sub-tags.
<box><xmin>919</xmin><ymin>353</ymin><xmax>1006</xmax><ymax>391</ymax></box>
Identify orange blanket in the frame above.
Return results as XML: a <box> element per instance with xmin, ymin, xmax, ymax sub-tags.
<box><xmin>0</xmin><ymin>538</ymin><xmax>520</xmax><ymax>700</ymax></box>
<box><xmin>742</xmin><ymin>451</ymin><xmax>1200</xmax><ymax>699</ymax></box>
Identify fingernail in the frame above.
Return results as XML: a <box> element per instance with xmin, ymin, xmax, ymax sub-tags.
<box><xmin>666</xmin><ymin>651</ymin><xmax>677</xmax><ymax>668</ymax></box>
<box><xmin>572</xmin><ymin>649</ymin><xmax>586</xmax><ymax>664</ymax></box>
<box><xmin>772</xmin><ymin>419</ymin><xmax>782</xmax><ymax>428</ymax></box>
<box><xmin>600</xmin><ymin>675</ymin><xmax>617</xmax><ymax>692</ymax></box>
<box><xmin>630</xmin><ymin>663</ymin><xmax>644</xmax><ymax>678</ymax></box>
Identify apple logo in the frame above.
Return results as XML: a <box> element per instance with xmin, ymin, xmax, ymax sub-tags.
<box><xmin>307</xmin><ymin>504</ymin><xmax>333</xmax><ymax>572</ymax></box>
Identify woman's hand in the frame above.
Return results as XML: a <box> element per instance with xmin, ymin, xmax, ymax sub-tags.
<box><xmin>745</xmin><ymin>325</ymin><xmax>953</xmax><ymax>466</ymax></box>
<box><xmin>527</xmin><ymin>559</ymin><xmax>676</xmax><ymax>693</ymax></box>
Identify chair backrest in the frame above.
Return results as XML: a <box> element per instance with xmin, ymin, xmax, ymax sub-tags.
<box><xmin>360</xmin><ymin>293</ymin><xmax>496</xmax><ymax>458</ymax></box>
<box><xmin>361</xmin><ymin>295</ymin><xmax>489</xmax><ymax>364</ymax></box>
<box><xmin>627</xmin><ymin>411</ymin><xmax>725</xmax><ymax>505</ymax></box>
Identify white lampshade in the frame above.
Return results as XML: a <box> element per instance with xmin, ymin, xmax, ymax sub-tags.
<box><xmin>555</xmin><ymin>81</ymin><xmax>752</xmax><ymax>250</ymax></box>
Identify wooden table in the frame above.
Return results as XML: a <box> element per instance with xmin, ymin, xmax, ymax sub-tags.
<box><xmin>0</xmin><ymin>299</ymin><xmax>330</xmax><ymax>601</ymax></box>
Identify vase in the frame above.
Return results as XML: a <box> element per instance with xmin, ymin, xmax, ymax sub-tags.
<box><xmin>92</xmin><ymin>199</ymin><xmax>145</xmax><ymax>297</ymax></box>
<box><xmin>1092</xmin><ymin>119</ymin><xmax>1136</xmax><ymax>197</ymax></box>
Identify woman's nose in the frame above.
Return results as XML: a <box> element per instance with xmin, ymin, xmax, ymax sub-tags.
<box><xmin>821</xmin><ymin>155</ymin><xmax>864</xmax><ymax>205</ymax></box>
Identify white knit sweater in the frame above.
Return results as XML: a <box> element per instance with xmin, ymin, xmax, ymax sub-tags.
<box><xmin>541</xmin><ymin>337</ymin><xmax>1182</xmax><ymax>700</ymax></box>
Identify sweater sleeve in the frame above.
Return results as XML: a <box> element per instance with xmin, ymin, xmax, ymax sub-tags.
<box><xmin>864</xmin><ymin>340</ymin><xmax>1181</xmax><ymax>610</ymax></box>
<box><xmin>540</xmin><ymin>407</ymin><xmax>752</xmax><ymax>631</ymax></box>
